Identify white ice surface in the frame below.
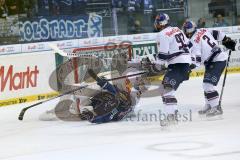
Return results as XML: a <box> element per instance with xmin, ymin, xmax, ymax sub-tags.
<box><xmin>1</xmin><ymin>75</ymin><xmax>240</xmax><ymax>160</ymax></box>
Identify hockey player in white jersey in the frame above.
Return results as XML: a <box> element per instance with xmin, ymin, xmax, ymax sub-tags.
<box><xmin>154</xmin><ymin>13</ymin><xmax>192</xmax><ymax>122</ymax></box>
<box><xmin>183</xmin><ymin>20</ymin><xmax>236</xmax><ymax>117</ymax></box>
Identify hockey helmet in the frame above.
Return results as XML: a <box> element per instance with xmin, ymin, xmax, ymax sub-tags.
<box><xmin>183</xmin><ymin>20</ymin><xmax>197</xmax><ymax>38</ymax></box>
<box><xmin>154</xmin><ymin>13</ymin><xmax>170</xmax><ymax>31</ymax></box>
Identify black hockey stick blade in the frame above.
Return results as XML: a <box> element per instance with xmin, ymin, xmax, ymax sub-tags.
<box><xmin>18</xmin><ymin>102</ymin><xmax>42</xmax><ymax>120</ymax></box>
<box><xmin>18</xmin><ymin>97</ymin><xmax>56</xmax><ymax>121</ymax></box>
<box><xmin>18</xmin><ymin>108</ymin><xmax>27</xmax><ymax>120</ymax></box>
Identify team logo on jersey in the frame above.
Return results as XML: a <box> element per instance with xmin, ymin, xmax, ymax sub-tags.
<box><xmin>194</xmin><ymin>29</ymin><xmax>207</xmax><ymax>43</ymax></box>
<box><xmin>211</xmin><ymin>76</ymin><xmax>218</xmax><ymax>83</ymax></box>
<box><xmin>165</xmin><ymin>28</ymin><xmax>181</xmax><ymax>37</ymax></box>
<box><xmin>170</xmin><ymin>79</ymin><xmax>177</xmax><ymax>86</ymax></box>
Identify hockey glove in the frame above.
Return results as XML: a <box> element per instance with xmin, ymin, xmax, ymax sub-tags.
<box><xmin>190</xmin><ymin>64</ymin><xmax>197</xmax><ymax>70</ymax></box>
<box><xmin>141</xmin><ymin>57</ymin><xmax>166</xmax><ymax>76</ymax></box>
<box><xmin>222</xmin><ymin>36</ymin><xmax>236</xmax><ymax>51</ymax></box>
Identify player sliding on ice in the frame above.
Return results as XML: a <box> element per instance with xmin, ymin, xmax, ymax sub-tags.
<box><xmin>77</xmin><ymin>57</ymin><xmax>165</xmax><ymax>123</ymax></box>
<box><xmin>38</xmin><ymin>52</ymin><xmax>165</xmax><ymax>123</ymax></box>
<box><xmin>78</xmin><ymin>69</ymin><xmax>140</xmax><ymax>123</ymax></box>
<box><xmin>183</xmin><ymin>20</ymin><xmax>236</xmax><ymax>117</ymax></box>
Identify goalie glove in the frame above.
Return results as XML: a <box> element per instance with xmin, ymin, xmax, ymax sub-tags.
<box><xmin>222</xmin><ymin>36</ymin><xmax>236</xmax><ymax>51</ymax></box>
<box><xmin>141</xmin><ymin>57</ymin><xmax>166</xmax><ymax>76</ymax></box>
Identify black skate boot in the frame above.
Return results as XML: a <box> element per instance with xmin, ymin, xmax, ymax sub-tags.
<box><xmin>206</xmin><ymin>105</ymin><xmax>223</xmax><ymax>117</ymax></box>
<box><xmin>198</xmin><ymin>104</ymin><xmax>211</xmax><ymax>115</ymax></box>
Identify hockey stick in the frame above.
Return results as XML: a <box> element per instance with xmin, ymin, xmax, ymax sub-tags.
<box><xmin>219</xmin><ymin>50</ymin><xmax>232</xmax><ymax>107</ymax></box>
<box><xmin>18</xmin><ymin>71</ymin><xmax>147</xmax><ymax>121</ymax></box>
<box><xmin>18</xmin><ymin>84</ymin><xmax>88</xmax><ymax>121</ymax></box>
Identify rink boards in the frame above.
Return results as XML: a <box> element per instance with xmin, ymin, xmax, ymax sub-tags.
<box><xmin>0</xmin><ymin>27</ymin><xmax>240</xmax><ymax>107</ymax></box>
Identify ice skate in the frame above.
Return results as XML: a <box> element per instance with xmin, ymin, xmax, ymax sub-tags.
<box><xmin>206</xmin><ymin>105</ymin><xmax>223</xmax><ymax>117</ymax></box>
<box><xmin>198</xmin><ymin>104</ymin><xmax>211</xmax><ymax>115</ymax></box>
<box><xmin>160</xmin><ymin>111</ymin><xmax>178</xmax><ymax>127</ymax></box>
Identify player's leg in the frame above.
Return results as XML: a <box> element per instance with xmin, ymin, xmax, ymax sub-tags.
<box><xmin>199</xmin><ymin>61</ymin><xmax>226</xmax><ymax>117</ymax></box>
<box><xmin>200</xmin><ymin>83</ymin><xmax>220</xmax><ymax>114</ymax></box>
<box><xmin>161</xmin><ymin>63</ymin><xmax>190</xmax><ymax>123</ymax></box>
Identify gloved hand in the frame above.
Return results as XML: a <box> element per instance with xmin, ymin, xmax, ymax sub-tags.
<box><xmin>190</xmin><ymin>64</ymin><xmax>197</xmax><ymax>70</ymax></box>
<box><xmin>141</xmin><ymin>57</ymin><xmax>166</xmax><ymax>76</ymax></box>
<box><xmin>222</xmin><ymin>36</ymin><xmax>236</xmax><ymax>51</ymax></box>
<box><xmin>96</xmin><ymin>76</ymin><xmax>108</xmax><ymax>88</ymax></box>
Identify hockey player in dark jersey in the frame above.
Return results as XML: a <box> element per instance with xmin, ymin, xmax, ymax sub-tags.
<box><xmin>80</xmin><ymin>59</ymin><xmax>165</xmax><ymax>124</ymax></box>
<box><xmin>79</xmin><ymin>69</ymin><xmax>134</xmax><ymax>123</ymax></box>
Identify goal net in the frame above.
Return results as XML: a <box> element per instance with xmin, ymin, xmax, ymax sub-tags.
<box><xmin>71</xmin><ymin>44</ymin><xmax>132</xmax><ymax>84</ymax></box>
<box><xmin>69</xmin><ymin>44</ymin><xmax>132</xmax><ymax>112</ymax></box>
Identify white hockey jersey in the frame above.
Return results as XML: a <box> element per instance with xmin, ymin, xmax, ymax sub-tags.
<box><xmin>189</xmin><ymin>28</ymin><xmax>228</xmax><ymax>67</ymax></box>
<box><xmin>156</xmin><ymin>26</ymin><xmax>192</xmax><ymax>65</ymax></box>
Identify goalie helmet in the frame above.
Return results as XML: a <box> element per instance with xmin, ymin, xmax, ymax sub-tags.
<box><xmin>183</xmin><ymin>20</ymin><xmax>197</xmax><ymax>38</ymax></box>
<box><xmin>154</xmin><ymin>13</ymin><xmax>170</xmax><ymax>31</ymax></box>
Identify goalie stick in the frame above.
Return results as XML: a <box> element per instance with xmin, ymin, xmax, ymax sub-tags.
<box><xmin>18</xmin><ymin>71</ymin><xmax>147</xmax><ymax>121</ymax></box>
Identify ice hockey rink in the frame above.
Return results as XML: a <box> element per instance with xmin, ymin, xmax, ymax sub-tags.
<box><xmin>0</xmin><ymin>74</ymin><xmax>240</xmax><ymax>160</ymax></box>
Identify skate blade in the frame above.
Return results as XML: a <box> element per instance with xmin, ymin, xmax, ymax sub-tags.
<box><xmin>205</xmin><ymin>114</ymin><xmax>224</xmax><ymax>121</ymax></box>
<box><xmin>160</xmin><ymin>120</ymin><xmax>178</xmax><ymax>127</ymax></box>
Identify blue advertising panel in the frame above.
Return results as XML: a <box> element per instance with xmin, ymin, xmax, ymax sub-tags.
<box><xmin>18</xmin><ymin>14</ymin><xmax>103</xmax><ymax>42</ymax></box>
